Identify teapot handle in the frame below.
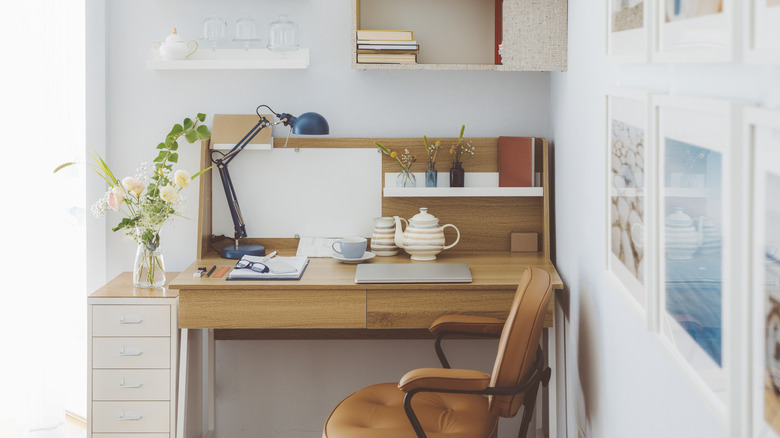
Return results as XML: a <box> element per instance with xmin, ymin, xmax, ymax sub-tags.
<box><xmin>441</xmin><ymin>224</ymin><xmax>460</xmax><ymax>250</ymax></box>
<box><xmin>185</xmin><ymin>40</ymin><xmax>199</xmax><ymax>59</ymax></box>
<box><xmin>150</xmin><ymin>41</ymin><xmax>162</xmax><ymax>57</ymax></box>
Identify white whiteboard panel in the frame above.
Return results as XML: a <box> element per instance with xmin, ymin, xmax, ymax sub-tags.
<box><xmin>212</xmin><ymin>148</ymin><xmax>382</xmax><ymax>239</ymax></box>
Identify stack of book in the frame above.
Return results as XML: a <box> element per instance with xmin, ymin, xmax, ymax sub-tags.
<box><xmin>356</xmin><ymin>30</ymin><xmax>418</xmax><ymax>64</ymax></box>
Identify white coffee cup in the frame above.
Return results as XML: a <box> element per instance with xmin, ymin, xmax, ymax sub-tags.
<box><xmin>332</xmin><ymin>237</ymin><xmax>367</xmax><ymax>259</ymax></box>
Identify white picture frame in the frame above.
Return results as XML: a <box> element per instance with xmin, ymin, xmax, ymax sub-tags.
<box><xmin>605</xmin><ymin>88</ymin><xmax>658</xmax><ymax>327</ymax></box>
<box><xmin>606</xmin><ymin>0</ymin><xmax>652</xmax><ymax>62</ymax></box>
<box><xmin>745</xmin><ymin>0</ymin><xmax>780</xmax><ymax>64</ymax></box>
<box><xmin>653</xmin><ymin>0</ymin><xmax>737</xmax><ymax>63</ymax></box>
<box><xmin>654</xmin><ymin>95</ymin><xmax>746</xmax><ymax>434</ymax></box>
<box><xmin>747</xmin><ymin>108</ymin><xmax>780</xmax><ymax>438</ymax></box>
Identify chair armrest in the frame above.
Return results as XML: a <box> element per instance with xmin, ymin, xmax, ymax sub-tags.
<box><xmin>398</xmin><ymin>368</ymin><xmax>491</xmax><ymax>393</ymax></box>
<box><xmin>428</xmin><ymin>315</ymin><xmax>505</xmax><ymax>336</ymax></box>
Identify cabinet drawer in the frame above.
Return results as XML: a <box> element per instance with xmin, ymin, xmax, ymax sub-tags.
<box><xmin>93</xmin><ymin>337</ymin><xmax>171</xmax><ymax>369</ymax></box>
<box><xmin>93</xmin><ymin>369</ymin><xmax>170</xmax><ymax>401</ymax></box>
<box><xmin>92</xmin><ymin>401</ymin><xmax>170</xmax><ymax>433</ymax></box>
<box><xmin>92</xmin><ymin>305</ymin><xmax>171</xmax><ymax>337</ymax></box>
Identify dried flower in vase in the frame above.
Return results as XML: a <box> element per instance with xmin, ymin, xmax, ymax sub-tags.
<box><xmin>449</xmin><ymin>124</ymin><xmax>475</xmax><ymax>164</ymax></box>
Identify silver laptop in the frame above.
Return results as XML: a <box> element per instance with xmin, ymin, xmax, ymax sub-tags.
<box><xmin>355</xmin><ymin>263</ymin><xmax>472</xmax><ymax>284</ymax></box>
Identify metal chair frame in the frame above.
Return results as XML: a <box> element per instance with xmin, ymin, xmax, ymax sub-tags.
<box><xmin>404</xmin><ymin>331</ymin><xmax>551</xmax><ymax>438</ymax></box>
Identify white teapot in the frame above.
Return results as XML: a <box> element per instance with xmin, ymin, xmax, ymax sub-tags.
<box><xmin>394</xmin><ymin>208</ymin><xmax>460</xmax><ymax>261</ymax></box>
<box><xmin>151</xmin><ymin>27</ymin><xmax>198</xmax><ymax>60</ymax></box>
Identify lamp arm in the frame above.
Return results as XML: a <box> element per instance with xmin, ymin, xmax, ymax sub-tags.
<box><xmin>220</xmin><ymin>116</ymin><xmax>273</xmax><ymax>165</ymax></box>
<box><xmin>215</xmin><ymin>158</ymin><xmax>247</xmax><ymax>240</ymax></box>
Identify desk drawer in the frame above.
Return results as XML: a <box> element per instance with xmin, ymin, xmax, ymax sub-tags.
<box><xmin>179</xmin><ymin>289</ymin><xmax>366</xmax><ymax>329</ymax></box>
<box><xmin>92</xmin><ymin>305</ymin><xmax>171</xmax><ymax>337</ymax></box>
<box><xmin>367</xmin><ymin>289</ymin><xmax>516</xmax><ymax>329</ymax></box>
<box><xmin>92</xmin><ymin>401</ymin><xmax>169</xmax><ymax>433</ymax></box>
<box><xmin>92</xmin><ymin>369</ymin><xmax>170</xmax><ymax>401</ymax></box>
<box><xmin>92</xmin><ymin>337</ymin><xmax>171</xmax><ymax>369</ymax></box>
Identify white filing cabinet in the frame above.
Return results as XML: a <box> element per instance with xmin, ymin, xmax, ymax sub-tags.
<box><xmin>88</xmin><ymin>274</ymin><xmax>179</xmax><ymax>438</ymax></box>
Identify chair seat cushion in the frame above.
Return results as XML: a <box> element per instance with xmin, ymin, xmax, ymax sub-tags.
<box><xmin>323</xmin><ymin>382</ymin><xmax>498</xmax><ymax>438</ymax></box>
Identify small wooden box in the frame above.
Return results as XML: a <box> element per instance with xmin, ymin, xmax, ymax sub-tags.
<box><xmin>510</xmin><ymin>232</ymin><xmax>538</xmax><ymax>252</ymax></box>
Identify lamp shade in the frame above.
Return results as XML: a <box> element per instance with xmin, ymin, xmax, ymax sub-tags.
<box><xmin>288</xmin><ymin>112</ymin><xmax>329</xmax><ymax>135</ymax></box>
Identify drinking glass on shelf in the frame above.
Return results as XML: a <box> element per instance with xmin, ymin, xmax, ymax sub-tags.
<box><xmin>233</xmin><ymin>14</ymin><xmax>260</xmax><ymax>51</ymax></box>
<box><xmin>201</xmin><ymin>15</ymin><xmax>227</xmax><ymax>51</ymax></box>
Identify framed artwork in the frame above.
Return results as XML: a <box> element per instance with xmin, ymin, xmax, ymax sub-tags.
<box><xmin>606</xmin><ymin>88</ymin><xmax>657</xmax><ymax>325</ymax></box>
<box><xmin>745</xmin><ymin>0</ymin><xmax>780</xmax><ymax>64</ymax></box>
<box><xmin>654</xmin><ymin>95</ymin><xmax>745</xmax><ymax>433</ymax></box>
<box><xmin>748</xmin><ymin>108</ymin><xmax>780</xmax><ymax>438</ymax></box>
<box><xmin>606</xmin><ymin>0</ymin><xmax>651</xmax><ymax>62</ymax></box>
<box><xmin>653</xmin><ymin>0</ymin><xmax>736</xmax><ymax>62</ymax></box>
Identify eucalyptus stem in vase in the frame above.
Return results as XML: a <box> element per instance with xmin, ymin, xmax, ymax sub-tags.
<box><xmin>55</xmin><ymin>113</ymin><xmax>213</xmax><ymax>288</ymax></box>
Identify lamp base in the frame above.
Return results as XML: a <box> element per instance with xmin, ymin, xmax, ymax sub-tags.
<box><xmin>221</xmin><ymin>244</ymin><xmax>266</xmax><ymax>259</ymax></box>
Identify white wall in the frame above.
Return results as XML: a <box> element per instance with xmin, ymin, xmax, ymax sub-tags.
<box><xmin>550</xmin><ymin>2</ymin><xmax>780</xmax><ymax>438</ymax></box>
<box><xmin>102</xmin><ymin>0</ymin><xmax>550</xmax><ymax>276</ymax></box>
<box><xmin>96</xmin><ymin>1</ymin><xmax>550</xmax><ymax>437</ymax></box>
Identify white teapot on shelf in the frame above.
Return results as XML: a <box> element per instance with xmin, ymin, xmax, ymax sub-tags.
<box><xmin>394</xmin><ymin>208</ymin><xmax>460</xmax><ymax>261</ymax></box>
<box><xmin>151</xmin><ymin>27</ymin><xmax>198</xmax><ymax>60</ymax></box>
<box><xmin>665</xmin><ymin>207</ymin><xmax>703</xmax><ymax>260</ymax></box>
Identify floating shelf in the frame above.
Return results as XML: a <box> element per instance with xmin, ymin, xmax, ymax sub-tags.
<box><xmin>146</xmin><ymin>48</ymin><xmax>309</xmax><ymax>70</ymax></box>
<box><xmin>384</xmin><ymin>187</ymin><xmax>543</xmax><ymax>197</ymax></box>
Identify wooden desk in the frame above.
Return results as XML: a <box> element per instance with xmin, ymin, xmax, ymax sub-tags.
<box><xmin>171</xmin><ymin>251</ymin><xmax>563</xmax><ymax>331</ymax></box>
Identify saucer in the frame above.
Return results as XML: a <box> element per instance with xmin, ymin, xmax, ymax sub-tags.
<box><xmin>332</xmin><ymin>251</ymin><xmax>376</xmax><ymax>264</ymax></box>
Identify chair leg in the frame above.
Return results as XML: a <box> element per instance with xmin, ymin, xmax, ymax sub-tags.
<box><xmin>517</xmin><ymin>379</ymin><xmax>541</xmax><ymax>438</ymax></box>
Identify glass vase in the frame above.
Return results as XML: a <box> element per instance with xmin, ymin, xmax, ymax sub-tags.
<box><xmin>396</xmin><ymin>170</ymin><xmax>416</xmax><ymax>188</ymax></box>
<box><xmin>425</xmin><ymin>163</ymin><xmax>438</xmax><ymax>187</ymax></box>
<box><xmin>133</xmin><ymin>230</ymin><xmax>165</xmax><ymax>288</ymax></box>
<box><xmin>449</xmin><ymin>162</ymin><xmax>465</xmax><ymax>187</ymax></box>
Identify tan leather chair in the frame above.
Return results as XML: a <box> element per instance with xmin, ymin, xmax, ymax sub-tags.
<box><xmin>323</xmin><ymin>266</ymin><xmax>554</xmax><ymax>438</ymax></box>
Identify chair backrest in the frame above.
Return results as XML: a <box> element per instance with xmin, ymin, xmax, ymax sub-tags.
<box><xmin>487</xmin><ymin>266</ymin><xmax>553</xmax><ymax>418</ymax></box>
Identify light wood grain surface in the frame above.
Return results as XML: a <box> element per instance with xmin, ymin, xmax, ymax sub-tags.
<box><xmin>89</xmin><ymin>273</ymin><xmax>180</xmax><ymax>299</ymax></box>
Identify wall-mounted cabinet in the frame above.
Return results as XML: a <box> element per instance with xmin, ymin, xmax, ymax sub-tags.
<box><xmin>352</xmin><ymin>0</ymin><xmax>567</xmax><ymax>71</ymax></box>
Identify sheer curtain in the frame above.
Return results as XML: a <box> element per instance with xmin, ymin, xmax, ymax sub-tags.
<box><xmin>0</xmin><ymin>0</ymin><xmax>87</xmax><ymax>436</ymax></box>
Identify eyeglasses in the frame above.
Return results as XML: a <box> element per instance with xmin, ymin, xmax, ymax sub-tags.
<box><xmin>235</xmin><ymin>260</ymin><xmax>269</xmax><ymax>273</ymax></box>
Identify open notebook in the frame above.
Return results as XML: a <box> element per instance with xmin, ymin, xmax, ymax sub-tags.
<box><xmin>227</xmin><ymin>256</ymin><xmax>309</xmax><ymax>281</ymax></box>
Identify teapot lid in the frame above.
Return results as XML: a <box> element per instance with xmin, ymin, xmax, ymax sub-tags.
<box><xmin>666</xmin><ymin>207</ymin><xmax>693</xmax><ymax>227</ymax></box>
<box><xmin>410</xmin><ymin>208</ymin><xmax>439</xmax><ymax>224</ymax></box>
<box><xmin>165</xmin><ymin>27</ymin><xmax>184</xmax><ymax>43</ymax></box>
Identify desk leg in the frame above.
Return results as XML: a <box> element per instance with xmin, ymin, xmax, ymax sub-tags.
<box><xmin>203</xmin><ymin>328</ymin><xmax>215</xmax><ymax>437</ymax></box>
<box><xmin>546</xmin><ymin>326</ymin><xmax>557</xmax><ymax>438</ymax></box>
<box><xmin>177</xmin><ymin>329</ymin><xmax>189</xmax><ymax>438</ymax></box>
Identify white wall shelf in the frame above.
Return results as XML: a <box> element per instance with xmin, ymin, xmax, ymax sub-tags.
<box><xmin>384</xmin><ymin>187</ymin><xmax>543</xmax><ymax>197</ymax></box>
<box><xmin>146</xmin><ymin>48</ymin><xmax>309</xmax><ymax>70</ymax></box>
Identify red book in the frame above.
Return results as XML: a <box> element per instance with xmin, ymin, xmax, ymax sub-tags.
<box><xmin>498</xmin><ymin>137</ymin><xmax>535</xmax><ymax>187</ymax></box>
<box><xmin>495</xmin><ymin>0</ymin><xmax>503</xmax><ymax>65</ymax></box>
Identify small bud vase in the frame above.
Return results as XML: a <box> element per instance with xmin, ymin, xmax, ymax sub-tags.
<box><xmin>425</xmin><ymin>163</ymin><xmax>438</xmax><ymax>187</ymax></box>
<box><xmin>449</xmin><ymin>162</ymin><xmax>465</xmax><ymax>187</ymax></box>
<box><xmin>133</xmin><ymin>229</ymin><xmax>166</xmax><ymax>288</ymax></box>
<box><xmin>396</xmin><ymin>169</ymin><xmax>416</xmax><ymax>188</ymax></box>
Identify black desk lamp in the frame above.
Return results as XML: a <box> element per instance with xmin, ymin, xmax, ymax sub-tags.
<box><xmin>212</xmin><ymin>104</ymin><xmax>329</xmax><ymax>259</ymax></box>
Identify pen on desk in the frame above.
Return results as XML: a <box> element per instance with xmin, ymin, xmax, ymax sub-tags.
<box><xmin>206</xmin><ymin>265</ymin><xmax>217</xmax><ymax>277</ymax></box>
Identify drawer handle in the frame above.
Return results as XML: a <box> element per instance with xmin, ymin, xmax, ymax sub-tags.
<box><xmin>118</xmin><ymin>378</ymin><xmax>143</xmax><ymax>389</ymax></box>
<box><xmin>119</xmin><ymin>410</ymin><xmax>143</xmax><ymax>421</ymax></box>
<box><xmin>119</xmin><ymin>314</ymin><xmax>143</xmax><ymax>324</ymax></box>
<box><xmin>118</xmin><ymin>346</ymin><xmax>143</xmax><ymax>357</ymax></box>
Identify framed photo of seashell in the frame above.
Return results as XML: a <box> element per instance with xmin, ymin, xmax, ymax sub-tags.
<box><xmin>745</xmin><ymin>0</ymin><xmax>780</xmax><ymax>64</ymax></box>
<box><xmin>655</xmin><ymin>95</ymin><xmax>746</xmax><ymax>434</ymax></box>
<box><xmin>747</xmin><ymin>108</ymin><xmax>780</xmax><ymax>438</ymax></box>
<box><xmin>605</xmin><ymin>0</ymin><xmax>650</xmax><ymax>62</ymax></box>
<box><xmin>653</xmin><ymin>0</ymin><xmax>736</xmax><ymax>62</ymax></box>
<box><xmin>605</xmin><ymin>89</ymin><xmax>656</xmax><ymax>324</ymax></box>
